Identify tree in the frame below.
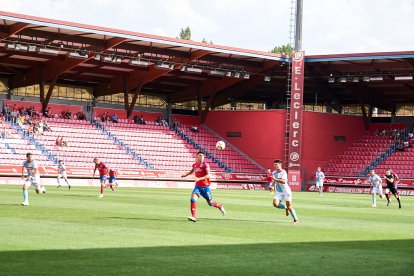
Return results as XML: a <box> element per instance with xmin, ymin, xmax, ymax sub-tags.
<box><xmin>202</xmin><ymin>38</ymin><xmax>214</xmax><ymax>44</ymax></box>
<box><xmin>270</xmin><ymin>44</ymin><xmax>294</xmax><ymax>55</ymax></box>
<box><xmin>179</xmin><ymin>27</ymin><xmax>192</xmax><ymax>40</ymax></box>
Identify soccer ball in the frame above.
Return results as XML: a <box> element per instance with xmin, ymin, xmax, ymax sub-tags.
<box><xmin>216</xmin><ymin>141</ymin><xmax>226</xmax><ymax>150</ymax></box>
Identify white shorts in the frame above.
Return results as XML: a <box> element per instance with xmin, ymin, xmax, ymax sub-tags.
<box><xmin>58</xmin><ymin>172</ymin><xmax>67</xmax><ymax>179</ymax></box>
<box><xmin>24</xmin><ymin>176</ymin><xmax>41</xmax><ymax>188</ymax></box>
<box><xmin>316</xmin><ymin>181</ymin><xmax>324</xmax><ymax>187</ymax></box>
<box><xmin>372</xmin><ymin>185</ymin><xmax>383</xmax><ymax>195</ymax></box>
<box><xmin>267</xmin><ymin>182</ymin><xmax>273</xmax><ymax>188</ymax></box>
<box><xmin>274</xmin><ymin>190</ymin><xmax>292</xmax><ymax>202</ymax></box>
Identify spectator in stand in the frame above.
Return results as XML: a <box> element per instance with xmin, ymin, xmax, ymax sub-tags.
<box><xmin>60</xmin><ymin>136</ymin><xmax>68</xmax><ymax>147</ymax></box>
<box><xmin>190</xmin><ymin>126</ymin><xmax>199</xmax><ymax>133</ymax></box>
<box><xmin>56</xmin><ymin>136</ymin><xmax>62</xmax><ymax>146</ymax></box>
<box><xmin>1</xmin><ymin>126</ymin><xmax>11</xmax><ymax>139</ymax></box>
<box><xmin>43</xmin><ymin>121</ymin><xmax>51</xmax><ymax>132</ymax></box>
<box><xmin>25</xmin><ymin>115</ymin><xmax>32</xmax><ymax>125</ymax></box>
<box><xmin>17</xmin><ymin>114</ymin><xmax>24</xmax><ymax>126</ymax></box>
<box><xmin>4</xmin><ymin>104</ymin><xmax>10</xmax><ymax>117</ymax></box>
<box><xmin>161</xmin><ymin>117</ymin><xmax>168</xmax><ymax>127</ymax></box>
<box><xmin>111</xmin><ymin>113</ymin><xmax>118</xmax><ymax>123</ymax></box>
<box><xmin>62</xmin><ymin>110</ymin><xmax>72</xmax><ymax>119</ymax></box>
<box><xmin>403</xmin><ymin>140</ymin><xmax>409</xmax><ymax>149</ymax></box>
<box><xmin>171</xmin><ymin>119</ymin><xmax>180</xmax><ymax>131</ymax></box>
<box><xmin>101</xmin><ymin>112</ymin><xmax>110</xmax><ymax>122</ymax></box>
<box><xmin>396</xmin><ymin>141</ymin><xmax>405</xmax><ymax>152</ymax></box>
<box><xmin>155</xmin><ymin>116</ymin><xmax>162</xmax><ymax>126</ymax></box>
<box><xmin>86</xmin><ymin>103</ymin><xmax>91</xmax><ymax>112</ymax></box>
<box><xmin>43</xmin><ymin>107</ymin><xmax>53</xmax><ymax>118</ymax></box>
<box><xmin>138</xmin><ymin>115</ymin><xmax>146</xmax><ymax>125</ymax></box>
<box><xmin>375</xmin><ymin>129</ymin><xmax>380</xmax><ymax>136</ymax></box>
<box><xmin>10</xmin><ymin>108</ymin><xmax>18</xmax><ymax>124</ymax></box>
<box><xmin>32</xmin><ymin>124</ymin><xmax>39</xmax><ymax>135</ymax></box>
<box><xmin>133</xmin><ymin>114</ymin><xmax>139</xmax><ymax>124</ymax></box>
<box><xmin>38</xmin><ymin>121</ymin><xmax>44</xmax><ymax>135</ymax></box>
<box><xmin>77</xmin><ymin>111</ymin><xmax>86</xmax><ymax>120</ymax></box>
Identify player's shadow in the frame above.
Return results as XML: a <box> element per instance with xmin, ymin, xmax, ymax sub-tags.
<box><xmin>62</xmin><ymin>194</ymin><xmax>97</xmax><ymax>198</ymax></box>
<box><xmin>202</xmin><ymin>217</ymin><xmax>281</xmax><ymax>223</ymax></box>
<box><xmin>105</xmin><ymin>216</ymin><xmax>279</xmax><ymax>224</ymax></box>
<box><xmin>104</xmin><ymin>216</ymin><xmax>182</xmax><ymax>222</ymax></box>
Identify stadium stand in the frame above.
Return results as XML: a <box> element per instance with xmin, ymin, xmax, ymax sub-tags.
<box><xmin>35</xmin><ymin>117</ymin><xmax>145</xmax><ymax>169</ymax></box>
<box><xmin>97</xmin><ymin>118</ymin><xmax>226</xmax><ymax>172</ymax></box>
<box><xmin>171</xmin><ymin>115</ymin><xmax>262</xmax><ymax>173</ymax></box>
<box><xmin>0</xmin><ymin>120</ymin><xmax>53</xmax><ymax>166</ymax></box>
<box><xmin>373</xmin><ymin>128</ymin><xmax>414</xmax><ymax>179</ymax></box>
<box><xmin>323</xmin><ymin>133</ymin><xmax>395</xmax><ymax>177</ymax></box>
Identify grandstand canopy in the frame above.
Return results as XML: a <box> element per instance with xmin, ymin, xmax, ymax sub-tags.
<box><xmin>0</xmin><ymin>11</ymin><xmax>414</xmax><ymax>114</ymax></box>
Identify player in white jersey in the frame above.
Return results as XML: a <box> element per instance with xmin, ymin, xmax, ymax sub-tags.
<box><xmin>21</xmin><ymin>152</ymin><xmax>46</xmax><ymax>206</ymax></box>
<box><xmin>272</xmin><ymin>159</ymin><xmax>298</xmax><ymax>223</ymax></box>
<box><xmin>368</xmin><ymin>169</ymin><xmax>383</xmax><ymax>207</ymax></box>
<box><xmin>57</xmin><ymin>160</ymin><xmax>71</xmax><ymax>189</ymax></box>
<box><xmin>315</xmin><ymin>167</ymin><xmax>325</xmax><ymax>197</ymax></box>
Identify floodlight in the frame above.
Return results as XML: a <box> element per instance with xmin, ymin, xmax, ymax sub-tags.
<box><xmin>37</xmin><ymin>47</ymin><xmax>59</xmax><ymax>56</ymax></box>
<box><xmin>394</xmin><ymin>76</ymin><xmax>413</xmax><ymax>80</ymax></box>
<box><xmin>129</xmin><ymin>59</ymin><xmax>149</xmax><ymax>67</ymax></box>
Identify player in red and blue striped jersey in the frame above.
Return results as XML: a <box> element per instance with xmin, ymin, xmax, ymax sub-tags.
<box><xmin>265</xmin><ymin>168</ymin><xmax>274</xmax><ymax>194</ymax></box>
<box><xmin>93</xmin><ymin>158</ymin><xmax>114</xmax><ymax>198</ymax></box>
<box><xmin>108</xmin><ymin>169</ymin><xmax>118</xmax><ymax>187</ymax></box>
<box><xmin>181</xmin><ymin>151</ymin><xmax>226</xmax><ymax>222</ymax></box>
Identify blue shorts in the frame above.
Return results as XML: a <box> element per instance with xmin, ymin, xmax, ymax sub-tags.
<box><xmin>109</xmin><ymin>176</ymin><xmax>116</xmax><ymax>183</ymax></box>
<box><xmin>192</xmin><ymin>186</ymin><xmax>212</xmax><ymax>201</ymax></box>
<box><xmin>99</xmin><ymin>175</ymin><xmax>106</xmax><ymax>182</ymax></box>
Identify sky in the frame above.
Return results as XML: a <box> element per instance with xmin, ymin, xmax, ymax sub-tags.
<box><xmin>0</xmin><ymin>0</ymin><xmax>413</xmax><ymax>55</ymax></box>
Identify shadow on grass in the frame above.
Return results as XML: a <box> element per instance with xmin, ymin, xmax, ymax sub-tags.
<box><xmin>104</xmin><ymin>216</ymin><xmax>278</xmax><ymax>224</ymax></box>
<box><xmin>62</xmin><ymin>194</ymin><xmax>97</xmax><ymax>198</ymax></box>
<box><xmin>0</xmin><ymin>239</ymin><xmax>413</xmax><ymax>275</ymax></box>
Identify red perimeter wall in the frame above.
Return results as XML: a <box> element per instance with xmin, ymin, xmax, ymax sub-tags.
<box><xmin>204</xmin><ymin>110</ymin><xmax>286</xmax><ymax>169</ymax></box>
<box><xmin>301</xmin><ymin>112</ymin><xmax>366</xmax><ymax>180</ymax></box>
<box><xmin>205</xmin><ymin>110</ymin><xmax>366</xmax><ymax>179</ymax></box>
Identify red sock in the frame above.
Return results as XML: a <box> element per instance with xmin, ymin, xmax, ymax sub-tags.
<box><xmin>191</xmin><ymin>202</ymin><xmax>197</xmax><ymax>217</ymax></box>
<box><xmin>109</xmin><ymin>184</ymin><xmax>114</xmax><ymax>191</ymax></box>
<box><xmin>100</xmin><ymin>186</ymin><xmax>104</xmax><ymax>194</ymax></box>
<box><xmin>211</xmin><ymin>201</ymin><xmax>222</xmax><ymax>209</ymax></box>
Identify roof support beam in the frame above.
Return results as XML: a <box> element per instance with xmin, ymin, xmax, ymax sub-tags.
<box><xmin>126</xmin><ymin>79</ymin><xmax>143</xmax><ymax>118</ymax></box>
<box><xmin>123</xmin><ymin>76</ymin><xmax>129</xmax><ymax>111</ymax></box>
<box><xmin>359</xmin><ymin>101</ymin><xmax>369</xmax><ymax>130</ymax></box>
<box><xmin>201</xmin><ymin>86</ymin><xmax>220</xmax><ymax>123</ymax></box>
<box><xmin>196</xmin><ymin>84</ymin><xmax>202</xmax><ymax>117</ymax></box>
<box><xmin>10</xmin><ymin>37</ymin><xmax>127</xmax><ymax>88</ymax></box>
<box><xmin>0</xmin><ymin>22</ymin><xmax>29</xmax><ymax>42</ymax></box>
<box><xmin>42</xmin><ymin>76</ymin><xmax>57</xmax><ymax>110</ymax></box>
<box><xmin>39</xmin><ymin>67</ymin><xmax>44</xmax><ymax>102</ymax></box>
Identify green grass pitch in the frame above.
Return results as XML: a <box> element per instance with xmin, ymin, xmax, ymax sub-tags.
<box><xmin>0</xmin><ymin>185</ymin><xmax>413</xmax><ymax>275</ymax></box>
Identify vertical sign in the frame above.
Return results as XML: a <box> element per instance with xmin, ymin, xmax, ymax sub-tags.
<box><xmin>288</xmin><ymin>50</ymin><xmax>305</xmax><ymax>191</ymax></box>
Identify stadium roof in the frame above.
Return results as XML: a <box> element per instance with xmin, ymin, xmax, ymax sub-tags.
<box><xmin>0</xmin><ymin>11</ymin><xmax>413</xmax><ymax>114</ymax></box>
